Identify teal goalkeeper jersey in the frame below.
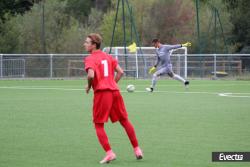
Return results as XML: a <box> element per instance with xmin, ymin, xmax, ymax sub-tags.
<box><xmin>155</xmin><ymin>44</ymin><xmax>182</xmax><ymax>67</ymax></box>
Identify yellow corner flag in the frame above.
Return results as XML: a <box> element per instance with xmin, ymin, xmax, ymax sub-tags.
<box><xmin>128</xmin><ymin>42</ymin><xmax>137</xmax><ymax>53</ymax></box>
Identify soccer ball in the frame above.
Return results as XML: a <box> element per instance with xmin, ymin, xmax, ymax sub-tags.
<box><xmin>126</xmin><ymin>84</ymin><xmax>135</xmax><ymax>92</ymax></box>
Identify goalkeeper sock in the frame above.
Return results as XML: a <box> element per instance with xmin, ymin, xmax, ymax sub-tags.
<box><xmin>151</xmin><ymin>73</ymin><xmax>157</xmax><ymax>89</ymax></box>
<box><xmin>95</xmin><ymin>123</ymin><xmax>111</xmax><ymax>152</ymax></box>
<box><xmin>120</xmin><ymin>119</ymin><xmax>139</xmax><ymax>148</ymax></box>
<box><xmin>173</xmin><ymin>74</ymin><xmax>185</xmax><ymax>83</ymax></box>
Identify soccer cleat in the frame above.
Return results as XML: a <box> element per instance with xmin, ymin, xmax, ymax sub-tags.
<box><xmin>99</xmin><ymin>150</ymin><xmax>116</xmax><ymax>164</ymax></box>
<box><xmin>134</xmin><ymin>147</ymin><xmax>143</xmax><ymax>160</ymax></box>
<box><xmin>184</xmin><ymin>81</ymin><xmax>189</xmax><ymax>86</ymax></box>
<box><xmin>146</xmin><ymin>87</ymin><xmax>153</xmax><ymax>92</ymax></box>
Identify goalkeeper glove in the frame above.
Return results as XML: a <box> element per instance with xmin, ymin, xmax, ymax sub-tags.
<box><xmin>182</xmin><ymin>42</ymin><xmax>191</xmax><ymax>47</ymax></box>
<box><xmin>149</xmin><ymin>66</ymin><xmax>156</xmax><ymax>74</ymax></box>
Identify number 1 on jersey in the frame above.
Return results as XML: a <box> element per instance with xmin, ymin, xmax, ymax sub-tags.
<box><xmin>101</xmin><ymin>60</ymin><xmax>108</xmax><ymax>77</ymax></box>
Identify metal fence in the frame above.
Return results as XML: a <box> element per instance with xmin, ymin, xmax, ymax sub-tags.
<box><xmin>0</xmin><ymin>54</ymin><xmax>250</xmax><ymax>79</ymax></box>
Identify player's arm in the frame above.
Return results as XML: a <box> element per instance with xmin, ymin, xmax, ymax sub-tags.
<box><xmin>165</xmin><ymin>44</ymin><xmax>182</xmax><ymax>51</ymax></box>
<box><xmin>114</xmin><ymin>64</ymin><xmax>124</xmax><ymax>83</ymax></box>
<box><xmin>154</xmin><ymin>56</ymin><xmax>160</xmax><ymax>67</ymax></box>
<box><xmin>86</xmin><ymin>68</ymin><xmax>94</xmax><ymax>94</ymax></box>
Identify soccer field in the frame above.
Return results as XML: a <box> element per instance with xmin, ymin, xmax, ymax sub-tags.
<box><xmin>0</xmin><ymin>79</ymin><xmax>250</xmax><ymax>167</ymax></box>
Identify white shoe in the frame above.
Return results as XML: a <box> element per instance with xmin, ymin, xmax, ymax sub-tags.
<box><xmin>146</xmin><ymin>87</ymin><xmax>153</xmax><ymax>92</ymax></box>
<box><xmin>134</xmin><ymin>147</ymin><xmax>143</xmax><ymax>160</ymax></box>
<box><xmin>184</xmin><ymin>81</ymin><xmax>189</xmax><ymax>90</ymax></box>
<box><xmin>99</xmin><ymin>150</ymin><xmax>116</xmax><ymax>164</ymax></box>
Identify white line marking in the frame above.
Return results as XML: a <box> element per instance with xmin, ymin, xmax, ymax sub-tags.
<box><xmin>121</xmin><ymin>83</ymin><xmax>250</xmax><ymax>87</ymax></box>
<box><xmin>218</xmin><ymin>93</ymin><xmax>250</xmax><ymax>98</ymax></box>
<box><xmin>0</xmin><ymin>86</ymin><xmax>215</xmax><ymax>93</ymax></box>
<box><xmin>1</xmin><ymin>86</ymin><xmax>250</xmax><ymax>98</ymax></box>
<box><xmin>0</xmin><ymin>86</ymin><xmax>83</xmax><ymax>91</ymax></box>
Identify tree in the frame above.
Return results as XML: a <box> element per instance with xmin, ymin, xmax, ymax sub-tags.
<box><xmin>95</xmin><ymin>0</ymin><xmax>111</xmax><ymax>11</ymax></box>
<box><xmin>0</xmin><ymin>0</ymin><xmax>104</xmax><ymax>53</ymax></box>
<box><xmin>59</xmin><ymin>8</ymin><xmax>104</xmax><ymax>53</ymax></box>
<box><xmin>142</xmin><ymin>0</ymin><xmax>195</xmax><ymax>45</ymax></box>
<box><xmin>223</xmin><ymin>0</ymin><xmax>250</xmax><ymax>52</ymax></box>
<box><xmin>0</xmin><ymin>14</ymin><xmax>19</xmax><ymax>53</ymax></box>
<box><xmin>100</xmin><ymin>0</ymin><xmax>135</xmax><ymax>47</ymax></box>
<box><xmin>197</xmin><ymin>0</ymin><xmax>233</xmax><ymax>53</ymax></box>
<box><xmin>64</xmin><ymin>0</ymin><xmax>94</xmax><ymax>22</ymax></box>
<box><xmin>0</xmin><ymin>0</ymin><xmax>38</xmax><ymax>22</ymax></box>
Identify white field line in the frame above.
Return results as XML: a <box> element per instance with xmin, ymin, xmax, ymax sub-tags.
<box><xmin>218</xmin><ymin>93</ymin><xmax>250</xmax><ymax>98</ymax></box>
<box><xmin>0</xmin><ymin>86</ymin><xmax>83</xmax><ymax>91</ymax></box>
<box><xmin>1</xmin><ymin>86</ymin><xmax>250</xmax><ymax>98</ymax></box>
<box><xmin>123</xmin><ymin>83</ymin><xmax>250</xmax><ymax>87</ymax></box>
<box><xmin>0</xmin><ymin>83</ymin><xmax>249</xmax><ymax>88</ymax></box>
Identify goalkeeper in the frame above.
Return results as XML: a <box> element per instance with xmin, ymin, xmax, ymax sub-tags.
<box><xmin>146</xmin><ymin>38</ymin><xmax>191</xmax><ymax>92</ymax></box>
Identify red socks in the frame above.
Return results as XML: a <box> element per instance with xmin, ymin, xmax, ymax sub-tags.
<box><xmin>94</xmin><ymin>123</ymin><xmax>111</xmax><ymax>152</ymax></box>
<box><xmin>119</xmin><ymin>119</ymin><xmax>139</xmax><ymax>148</ymax></box>
<box><xmin>94</xmin><ymin>119</ymin><xmax>139</xmax><ymax>152</ymax></box>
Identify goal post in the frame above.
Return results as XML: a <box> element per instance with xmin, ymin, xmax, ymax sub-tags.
<box><xmin>170</xmin><ymin>47</ymin><xmax>188</xmax><ymax>78</ymax></box>
<box><xmin>1</xmin><ymin>58</ymin><xmax>25</xmax><ymax>78</ymax></box>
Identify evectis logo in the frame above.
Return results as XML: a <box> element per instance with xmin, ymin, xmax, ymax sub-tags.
<box><xmin>212</xmin><ymin>152</ymin><xmax>250</xmax><ymax>162</ymax></box>
<box><xmin>219</xmin><ymin>153</ymin><xmax>243</xmax><ymax>161</ymax></box>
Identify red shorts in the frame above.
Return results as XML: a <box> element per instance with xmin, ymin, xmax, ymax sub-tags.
<box><xmin>93</xmin><ymin>90</ymin><xmax>128</xmax><ymax>123</ymax></box>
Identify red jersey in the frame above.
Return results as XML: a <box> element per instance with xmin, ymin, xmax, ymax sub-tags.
<box><xmin>84</xmin><ymin>50</ymin><xmax>119</xmax><ymax>92</ymax></box>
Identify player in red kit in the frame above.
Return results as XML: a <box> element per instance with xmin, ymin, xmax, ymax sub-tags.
<box><xmin>83</xmin><ymin>33</ymin><xmax>143</xmax><ymax>164</ymax></box>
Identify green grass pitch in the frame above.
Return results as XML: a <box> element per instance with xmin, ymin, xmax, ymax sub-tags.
<box><xmin>0</xmin><ymin>79</ymin><xmax>250</xmax><ymax>167</ymax></box>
